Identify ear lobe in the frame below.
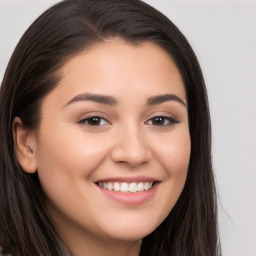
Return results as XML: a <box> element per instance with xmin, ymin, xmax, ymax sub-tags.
<box><xmin>12</xmin><ymin>117</ymin><xmax>38</xmax><ymax>173</ymax></box>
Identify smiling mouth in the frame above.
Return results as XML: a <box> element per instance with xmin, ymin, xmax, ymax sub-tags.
<box><xmin>96</xmin><ymin>181</ymin><xmax>156</xmax><ymax>193</ymax></box>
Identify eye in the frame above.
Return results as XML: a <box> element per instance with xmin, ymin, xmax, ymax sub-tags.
<box><xmin>78</xmin><ymin>116</ymin><xmax>109</xmax><ymax>126</ymax></box>
<box><xmin>146</xmin><ymin>116</ymin><xmax>179</xmax><ymax>126</ymax></box>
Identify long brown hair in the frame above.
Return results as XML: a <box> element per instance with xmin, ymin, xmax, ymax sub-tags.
<box><xmin>0</xmin><ymin>0</ymin><xmax>221</xmax><ymax>255</ymax></box>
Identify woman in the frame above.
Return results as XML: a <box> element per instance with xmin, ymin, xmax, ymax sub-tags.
<box><xmin>0</xmin><ymin>0</ymin><xmax>221</xmax><ymax>255</ymax></box>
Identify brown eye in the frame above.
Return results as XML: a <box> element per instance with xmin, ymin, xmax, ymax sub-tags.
<box><xmin>151</xmin><ymin>117</ymin><xmax>166</xmax><ymax>125</ymax></box>
<box><xmin>87</xmin><ymin>117</ymin><xmax>101</xmax><ymax>125</ymax></box>
<box><xmin>147</xmin><ymin>116</ymin><xmax>179</xmax><ymax>126</ymax></box>
<box><xmin>78</xmin><ymin>116</ymin><xmax>109</xmax><ymax>126</ymax></box>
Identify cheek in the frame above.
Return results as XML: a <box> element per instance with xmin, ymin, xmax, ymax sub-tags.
<box><xmin>153</xmin><ymin>127</ymin><xmax>191</xmax><ymax>177</ymax></box>
<box><xmin>34</xmin><ymin>128</ymin><xmax>111</xmax><ymax>215</ymax></box>
<box><xmin>36</xmin><ymin>128</ymin><xmax>109</xmax><ymax>178</ymax></box>
<box><xmin>152</xmin><ymin>128</ymin><xmax>190</xmax><ymax>218</ymax></box>
<box><xmin>34</xmin><ymin>129</ymin><xmax>111</xmax><ymax>227</ymax></box>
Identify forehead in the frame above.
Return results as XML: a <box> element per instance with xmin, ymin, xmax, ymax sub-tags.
<box><xmin>46</xmin><ymin>40</ymin><xmax>186</xmax><ymax>107</ymax></box>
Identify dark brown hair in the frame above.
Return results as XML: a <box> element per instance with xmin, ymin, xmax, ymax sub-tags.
<box><xmin>0</xmin><ymin>0</ymin><xmax>221</xmax><ymax>255</ymax></box>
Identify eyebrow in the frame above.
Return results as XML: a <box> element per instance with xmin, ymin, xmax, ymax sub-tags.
<box><xmin>64</xmin><ymin>93</ymin><xmax>186</xmax><ymax>108</ymax></box>
<box><xmin>64</xmin><ymin>93</ymin><xmax>118</xmax><ymax>107</ymax></box>
<box><xmin>147</xmin><ymin>94</ymin><xmax>186</xmax><ymax>106</ymax></box>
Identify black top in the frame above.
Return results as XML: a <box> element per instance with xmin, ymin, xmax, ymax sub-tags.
<box><xmin>0</xmin><ymin>248</ymin><xmax>11</xmax><ymax>256</ymax></box>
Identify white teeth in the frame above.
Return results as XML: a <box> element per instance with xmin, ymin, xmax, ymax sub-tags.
<box><xmin>107</xmin><ymin>182</ymin><xmax>113</xmax><ymax>191</ymax></box>
<box><xmin>128</xmin><ymin>182</ymin><xmax>137</xmax><ymax>193</ymax></box>
<box><xmin>113</xmin><ymin>183</ymin><xmax>120</xmax><ymax>191</ymax></box>
<box><xmin>137</xmin><ymin>182</ymin><xmax>144</xmax><ymax>192</ymax></box>
<box><xmin>98</xmin><ymin>181</ymin><xmax>154</xmax><ymax>193</ymax></box>
<box><xmin>120</xmin><ymin>182</ymin><xmax>128</xmax><ymax>192</ymax></box>
<box><xmin>145</xmin><ymin>182</ymin><xmax>149</xmax><ymax>190</ymax></box>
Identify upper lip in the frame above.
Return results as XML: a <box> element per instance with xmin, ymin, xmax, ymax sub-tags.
<box><xmin>96</xmin><ymin>176</ymin><xmax>159</xmax><ymax>183</ymax></box>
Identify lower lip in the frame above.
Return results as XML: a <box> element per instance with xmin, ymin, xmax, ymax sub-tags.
<box><xmin>96</xmin><ymin>183</ymin><xmax>159</xmax><ymax>206</ymax></box>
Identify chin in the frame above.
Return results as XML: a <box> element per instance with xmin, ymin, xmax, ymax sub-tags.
<box><xmin>99</xmin><ymin>218</ymin><xmax>161</xmax><ymax>242</ymax></box>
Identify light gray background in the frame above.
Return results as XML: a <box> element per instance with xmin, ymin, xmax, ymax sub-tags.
<box><xmin>0</xmin><ymin>0</ymin><xmax>255</xmax><ymax>255</ymax></box>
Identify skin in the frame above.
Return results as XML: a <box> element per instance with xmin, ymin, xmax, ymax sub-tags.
<box><xmin>13</xmin><ymin>39</ymin><xmax>191</xmax><ymax>256</ymax></box>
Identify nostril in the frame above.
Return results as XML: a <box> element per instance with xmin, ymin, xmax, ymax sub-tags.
<box><xmin>111</xmin><ymin>148</ymin><xmax>152</xmax><ymax>167</ymax></box>
<box><xmin>110</xmin><ymin>133</ymin><xmax>152</xmax><ymax>166</ymax></box>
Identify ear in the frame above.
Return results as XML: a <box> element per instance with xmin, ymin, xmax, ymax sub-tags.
<box><xmin>12</xmin><ymin>117</ymin><xmax>38</xmax><ymax>173</ymax></box>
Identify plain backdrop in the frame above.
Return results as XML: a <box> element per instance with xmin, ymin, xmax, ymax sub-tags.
<box><xmin>0</xmin><ymin>0</ymin><xmax>255</xmax><ymax>255</ymax></box>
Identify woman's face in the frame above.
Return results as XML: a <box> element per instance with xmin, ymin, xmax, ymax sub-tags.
<box><xmin>33</xmin><ymin>40</ymin><xmax>190</xmax><ymax>242</ymax></box>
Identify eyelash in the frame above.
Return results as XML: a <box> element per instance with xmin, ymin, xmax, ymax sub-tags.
<box><xmin>77</xmin><ymin>116</ymin><xmax>110</xmax><ymax>126</ymax></box>
<box><xmin>146</xmin><ymin>116</ymin><xmax>180</xmax><ymax>126</ymax></box>
<box><xmin>77</xmin><ymin>115</ymin><xmax>179</xmax><ymax>127</ymax></box>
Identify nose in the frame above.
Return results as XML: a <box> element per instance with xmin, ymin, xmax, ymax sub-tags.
<box><xmin>110</xmin><ymin>125</ymin><xmax>152</xmax><ymax>167</ymax></box>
